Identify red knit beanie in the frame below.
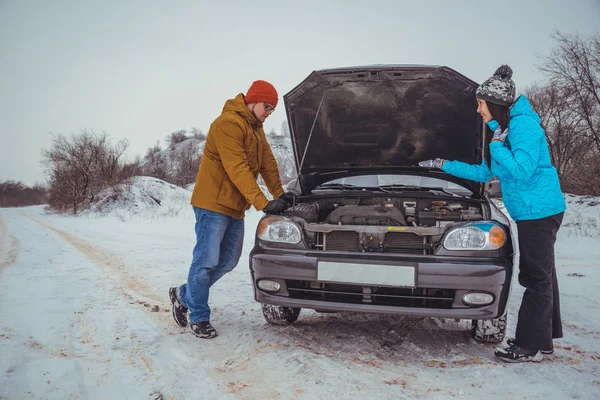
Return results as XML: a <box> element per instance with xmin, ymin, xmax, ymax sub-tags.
<box><xmin>244</xmin><ymin>80</ymin><xmax>278</xmax><ymax>108</ymax></box>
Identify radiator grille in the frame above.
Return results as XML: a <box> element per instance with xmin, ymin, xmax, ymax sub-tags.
<box><xmin>320</xmin><ymin>231</ymin><xmax>430</xmax><ymax>255</ymax></box>
<box><xmin>324</xmin><ymin>231</ymin><xmax>359</xmax><ymax>251</ymax></box>
<box><xmin>384</xmin><ymin>232</ymin><xmax>427</xmax><ymax>254</ymax></box>
<box><xmin>286</xmin><ymin>280</ymin><xmax>455</xmax><ymax>309</ymax></box>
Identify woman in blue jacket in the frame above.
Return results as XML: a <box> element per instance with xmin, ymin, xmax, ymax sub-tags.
<box><xmin>419</xmin><ymin>65</ymin><xmax>566</xmax><ymax>363</ymax></box>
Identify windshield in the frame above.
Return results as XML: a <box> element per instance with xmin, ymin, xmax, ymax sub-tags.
<box><xmin>317</xmin><ymin>174</ymin><xmax>473</xmax><ymax>196</ymax></box>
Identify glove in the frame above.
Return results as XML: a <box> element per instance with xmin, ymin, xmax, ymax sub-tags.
<box><xmin>418</xmin><ymin>158</ymin><xmax>445</xmax><ymax>169</ymax></box>
<box><xmin>492</xmin><ymin>126</ymin><xmax>508</xmax><ymax>142</ymax></box>
<box><xmin>279</xmin><ymin>191</ymin><xmax>297</xmax><ymax>205</ymax></box>
<box><xmin>262</xmin><ymin>198</ymin><xmax>289</xmax><ymax>215</ymax></box>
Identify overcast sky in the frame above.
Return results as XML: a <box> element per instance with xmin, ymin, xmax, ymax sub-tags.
<box><xmin>1</xmin><ymin>0</ymin><xmax>599</xmax><ymax>186</ymax></box>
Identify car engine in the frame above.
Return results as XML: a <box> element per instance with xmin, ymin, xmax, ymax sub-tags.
<box><xmin>283</xmin><ymin>195</ymin><xmax>485</xmax><ymax>254</ymax></box>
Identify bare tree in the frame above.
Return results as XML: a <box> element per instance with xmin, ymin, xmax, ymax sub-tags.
<box><xmin>144</xmin><ymin>141</ymin><xmax>162</xmax><ymax>159</ymax></box>
<box><xmin>526</xmin><ymin>83</ymin><xmax>592</xmax><ymax>180</ymax></box>
<box><xmin>0</xmin><ymin>180</ymin><xmax>47</xmax><ymax>207</ymax></box>
<box><xmin>45</xmin><ymin>163</ymin><xmax>87</xmax><ymax>212</ymax></box>
<box><xmin>190</xmin><ymin>126</ymin><xmax>206</xmax><ymax>141</ymax></box>
<box><xmin>142</xmin><ymin>141</ymin><xmax>168</xmax><ymax>181</ymax></box>
<box><xmin>42</xmin><ymin>130</ymin><xmax>135</xmax><ymax>213</ymax></box>
<box><xmin>170</xmin><ymin>141</ymin><xmax>202</xmax><ymax>187</ymax></box>
<box><xmin>562</xmin><ymin>150</ymin><xmax>600</xmax><ymax>196</ymax></box>
<box><xmin>143</xmin><ymin>153</ymin><xmax>168</xmax><ymax>181</ymax></box>
<box><xmin>167</xmin><ymin>129</ymin><xmax>188</xmax><ymax>149</ymax></box>
<box><xmin>541</xmin><ymin>31</ymin><xmax>600</xmax><ymax>152</ymax></box>
<box><xmin>529</xmin><ymin>31</ymin><xmax>600</xmax><ymax>195</ymax></box>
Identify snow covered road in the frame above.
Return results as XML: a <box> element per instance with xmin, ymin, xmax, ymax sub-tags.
<box><xmin>0</xmin><ymin>209</ymin><xmax>224</xmax><ymax>400</ymax></box>
<box><xmin>1</xmin><ymin>202</ymin><xmax>600</xmax><ymax>399</ymax></box>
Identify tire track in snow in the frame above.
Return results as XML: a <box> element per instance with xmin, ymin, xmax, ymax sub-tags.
<box><xmin>25</xmin><ymin>216</ymin><xmax>256</xmax><ymax>399</ymax></box>
<box><xmin>28</xmin><ymin>217</ymin><xmax>179</xmax><ymax>332</ymax></box>
<box><xmin>0</xmin><ymin>216</ymin><xmax>20</xmax><ymax>274</ymax></box>
<box><xmin>0</xmin><ymin>212</ymin><xmax>227</xmax><ymax>399</ymax></box>
<box><xmin>30</xmin><ymin>216</ymin><xmax>163</xmax><ymax>306</ymax></box>
<box><xmin>24</xmin><ymin>216</ymin><xmax>178</xmax><ymax>397</ymax></box>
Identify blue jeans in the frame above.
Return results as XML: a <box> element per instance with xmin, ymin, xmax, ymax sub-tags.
<box><xmin>178</xmin><ymin>207</ymin><xmax>244</xmax><ymax>323</ymax></box>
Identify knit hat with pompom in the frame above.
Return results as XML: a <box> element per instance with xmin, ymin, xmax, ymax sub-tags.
<box><xmin>476</xmin><ymin>65</ymin><xmax>515</xmax><ymax>106</ymax></box>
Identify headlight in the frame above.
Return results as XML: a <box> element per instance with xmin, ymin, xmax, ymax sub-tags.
<box><xmin>257</xmin><ymin>216</ymin><xmax>301</xmax><ymax>244</ymax></box>
<box><xmin>443</xmin><ymin>222</ymin><xmax>506</xmax><ymax>251</ymax></box>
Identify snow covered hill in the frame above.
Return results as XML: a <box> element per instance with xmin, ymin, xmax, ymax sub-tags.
<box><xmin>87</xmin><ymin>176</ymin><xmax>192</xmax><ymax>220</ymax></box>
<box><xmin>561</xmin><ymin>194</ymin><xmax>600</xmax><ymax>238</ymax></box>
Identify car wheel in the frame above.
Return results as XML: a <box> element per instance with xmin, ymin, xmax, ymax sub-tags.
<box><xmin>261</xmin><ymin>304</ymin><xmax>301</xmax><ymax>325</ymax></box>
<box><xmin>471</xmin><ymin>313</ymin><xmax>507</xmax><ymax>343</ymax></box>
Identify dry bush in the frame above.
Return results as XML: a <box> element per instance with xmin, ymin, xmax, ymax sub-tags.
<box><xmin>190</xmin><ymin>127</ymin><xmax>206</xmax><ymax>141</ymax></box>
<box><xmin>167</xmin><ymin>130</ymin><xmax>188</xmax><ymax>149</ymax></box>
<box><xmin>0</xmin><ymin>181</ymin><xmax>47</xmax><ymax>207</ymax></box>
<box><xmin>42</xmin><ymin>129</ymin><xmax>137</xmax><ymax>213</ymax></box>
<box><xmin>143</xmin><ymin>142</ymin><xmax>169</xmax><ymax>182</ymax></box>
<box><xmin>169</xmin><ymin>140</ymin><xmax>202</xmax><ymax>187</ymax></box>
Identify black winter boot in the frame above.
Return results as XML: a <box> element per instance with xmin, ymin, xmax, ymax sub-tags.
<box><xmin>507</xmin><ymin>338</ymin><xmax>553</xmax><ymax>355</ymax></box>
<box><xmin>494</xmin><ymin>344</ymin><xmax>543</xmax><ymax>363</ymax></box>
<box><xmin>169</xmin><ymin>287</ymin><xmax>188</xmax><ymax>327</ymax></box>
<box><xmin>190</xmin><ymin>321</ymin><xmax>218</xmax><ymax>339</ymax></box>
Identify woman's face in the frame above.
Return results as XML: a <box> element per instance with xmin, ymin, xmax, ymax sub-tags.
<box><xmin>476</xmin><ymin>99</ymin><xmax>493</xmax><ymax>123</ymax></box>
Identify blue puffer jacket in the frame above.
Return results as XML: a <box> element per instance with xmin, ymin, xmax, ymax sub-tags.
<box><xmin>441</xmin><ymin>95</ymin><xmax>566</xmax><ymax>221</ymax></box>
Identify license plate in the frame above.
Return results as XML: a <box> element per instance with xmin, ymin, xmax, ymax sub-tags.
<box><xmin>317</xmin><ymin>261</ymin><xmax>415</xmax><ymax>287</ymax></box>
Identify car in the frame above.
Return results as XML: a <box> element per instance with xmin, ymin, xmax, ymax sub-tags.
<box><xmin>249</xmin><ymin>65</ymin><xmax>515</xmax><ymax>343</ymax></box>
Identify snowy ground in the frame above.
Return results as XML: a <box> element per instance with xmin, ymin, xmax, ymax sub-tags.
<box><xmin>1</xmin><ymin>180</ymin><xmax>600</xmax><ymax>399</ymax></box>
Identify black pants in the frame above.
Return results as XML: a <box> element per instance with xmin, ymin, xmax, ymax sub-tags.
<box><xmin>514</xmin><ymin>212</ymin><xmax>564</xmax><ymax>352</ymax></box>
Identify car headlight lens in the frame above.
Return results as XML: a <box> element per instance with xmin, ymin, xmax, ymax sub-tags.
<box><xmin>257</xmin><ymin>216</ymin><xmax>301</xmax><ymax>244</ymax></box>
<box><xmin>443</xmin><ymin>223</ymin><xmax>506</xmax><ymax>251</ymax></box>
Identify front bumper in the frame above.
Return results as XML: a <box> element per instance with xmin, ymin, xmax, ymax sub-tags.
<box><xmin>250</xmin><ymin>248</ymin><xmax>513</xmax><ymax>320</ymax></box>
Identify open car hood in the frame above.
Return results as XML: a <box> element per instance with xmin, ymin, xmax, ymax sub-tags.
<box><xmin>283</xmin><ymin>65</ymin><xmax>485</xmax><ymax>195</ymax></box>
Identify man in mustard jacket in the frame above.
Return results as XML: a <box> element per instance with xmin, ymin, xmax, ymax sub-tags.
<box><xmin>169</xmin><ymin>80</ymin><xmax>291</xmax><ymax>338</ymax></box>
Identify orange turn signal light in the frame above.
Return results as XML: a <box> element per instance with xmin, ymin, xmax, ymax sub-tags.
<box><xmin>489</xmin><ymin>225</ymin><xmax>506</xmax><ymax>249</ymax></box>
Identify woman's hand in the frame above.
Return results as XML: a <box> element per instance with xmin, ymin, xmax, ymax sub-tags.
<box><xmin>492</xmin><ymin>127</ymin><xmax>509</xmax><ymax>142</ymax></box>
<box><xmin>418</xmin><ymin>158</ymin><xmax>445</xmax><ymax>168</ymax></box>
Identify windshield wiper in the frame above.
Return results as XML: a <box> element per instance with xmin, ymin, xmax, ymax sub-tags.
<box><xmin>315</xmin><ymin>183</ymin><xmax>361</xmax><ymax>190</ymax></box>
<box><xmin>378</xmin><ymin>184</ymin><xmax>421</xmax><ymax>190</ymax></box>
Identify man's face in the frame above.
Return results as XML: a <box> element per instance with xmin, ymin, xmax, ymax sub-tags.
<box><xmin>253</xmin><ymin>102</ymin><xmax>275</xmax><ymax>122</ymax></box>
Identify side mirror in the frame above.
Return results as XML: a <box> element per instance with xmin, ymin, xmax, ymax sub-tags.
<box><xmin>485</xmin><ymin>179</ymin><xmax>502</xmax><ymax>198</ymax></box>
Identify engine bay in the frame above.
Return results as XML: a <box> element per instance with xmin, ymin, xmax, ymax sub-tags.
<box><xmin>284</xmin><ymin>195</ymin><xmax>484</xmax><ymax>227</ymax></box>
<box><xmin>282</xmin><ymin>194</ymin><xmax>488</xmax><ymax>254</ymax></box>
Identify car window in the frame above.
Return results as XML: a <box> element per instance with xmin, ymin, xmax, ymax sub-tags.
<box><xmin>326</xmin><ymin>174</ymin><xmax>472</xmax><ymax>195</ymax></box>
<box><xmin>329</xmin><ymin>175</ymin><xmax>379</xmax><ymax>186</ymax></box>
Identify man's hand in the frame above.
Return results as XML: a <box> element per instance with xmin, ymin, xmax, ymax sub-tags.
<box><xmin>418</xmin><ymin>158</ymin><xmax>445</xmax><ymax>169</ymax></box>
<box><xmin>263</xmin><ymin>198</ymin><xmax>289</xmax><ymax>214</ymax></box>
<box><xmin>279</xmin><ymin>191</ymin><xmax>296</xmax><ymax>205</ymax></box>
<box><xmin>492</xmin><ymin>126</ymin><xmax>508</xmax><ymax>142</ymax></box>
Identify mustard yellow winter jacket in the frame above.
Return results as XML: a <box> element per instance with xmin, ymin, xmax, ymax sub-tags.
<box><xmin>190</xmin><ymin>93</ymin><xmax>285</xmax><ymax>219</ymax></box>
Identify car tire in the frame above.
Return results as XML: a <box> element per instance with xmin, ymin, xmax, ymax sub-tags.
<box><xmin>471</xmin><ymin>313</ymin><xmax>507</xmax><ymax>343</ymax></box>
<box><xmin>261</xmin><ymin>304</ymin><xmax>301</xmax><ymax>325</ymax></box>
